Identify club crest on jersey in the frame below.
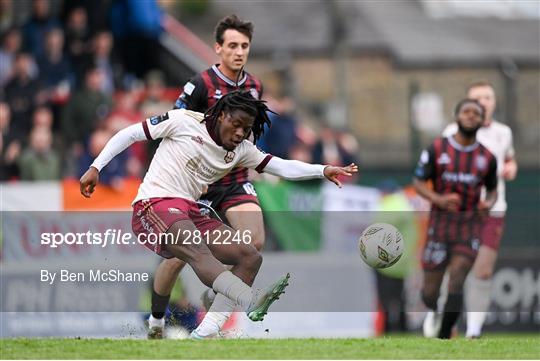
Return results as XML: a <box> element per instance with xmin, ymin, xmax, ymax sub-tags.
<box><xmin>475</xmin><ymin>155</ymin><xmax>487</xmax><ymax>170</ymax></box>
<box><xmin>149</xmin><ymin>112</ymin><xmax>169</xmax><ymax>125</ymax></box>
<box><xmin>249</xmin><ymin>88</ymin><xmax>259</xmax><ymax>99</ymax></box>
<box><xmin>213</xmin><ymin>89</ymin><xmax>223</xmax><ymax>100</ymax></box>
<box><xmin>191</xmin><ymin>136</ymin><xmax>204</xmax><ymax>146</ymax></box>
<box><xmin>224</xmin><ymin>151</ymin><xmax>236</xmax><ymax>163</ymax></box>
<box><xmin>437</xmin><ymin>153</ymin><xmax>451</xmax><ymax>165</ymax></box>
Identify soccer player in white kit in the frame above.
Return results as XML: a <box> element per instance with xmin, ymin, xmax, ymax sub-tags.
<box><xmin>80</xmin><ymin>91</ymin><xmax>358</xmax><ymax>338</ymax></box>
<box><xmin>430</xmin><ymin>81</ymin><xmax>517</xmax><ymax>338</ymax></box>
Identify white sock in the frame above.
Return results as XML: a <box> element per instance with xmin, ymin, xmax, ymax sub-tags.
<box><xmin>465</xmin><ymin>276</ymin><xmax>492</xmax><ymax>337</ymax></box>
<box><xmin>212</xmin><ymin>271</ymin><xmax>253</xmax><ymax>310</ymax></box>
<box><xmin>194</xmin><ymin>294</ymin><xmax>236</xmax><ymax>336</ymax></box>
<box><xmin>148</xmin><ymin>314</ymin><xmax>165</xmax><ymax>329</ymax></box>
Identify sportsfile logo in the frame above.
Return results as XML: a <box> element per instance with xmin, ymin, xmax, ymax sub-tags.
<box><xmin>39</xmin><ymin>229</ymin><xmax>254</xmax><ymax>248</ymax></box>
<box><xmin>40</xmin><ymin>229</ymin><xmax>138</xmax><ymax>248</ymax></box>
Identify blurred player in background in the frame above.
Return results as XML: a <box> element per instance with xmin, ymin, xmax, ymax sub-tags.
<box><xmin>413</xmin><ymin>99</ymin><xmax>498</xmax><ymax>339</ymax></box>
<box><xmin>440</xmin><ymin>81</ymin><xmax>517</xmax><ymax>338</ymax></box>
<box><xmin>146</xmin><ymin>14</ymin><xmax>267</xmax><ymax>339</ymax></box>
<box><xmin>80</xmin><ymin>90</ymin><xmax>357</xmax><ymax>339</ymax></box>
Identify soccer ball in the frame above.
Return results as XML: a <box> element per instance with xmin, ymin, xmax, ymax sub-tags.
<box><xmin>358</xmin><ymin>223</ymin><xmax>404</xmax><ymax>269</ymax></box>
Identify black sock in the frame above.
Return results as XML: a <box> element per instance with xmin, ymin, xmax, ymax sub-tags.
<box><xmin>438</xmin><ymin>293</ymin><xmax>463</xmax><ymax>339</ymax></box>
<box><xmin>151</xmin><ymin>289</ymin><xmax>170</xmax><ymax>319</ymax></box>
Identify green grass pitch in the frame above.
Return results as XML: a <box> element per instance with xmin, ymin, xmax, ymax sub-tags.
<box><xmin>1</xmin><ymin>334</ymin><xmax>539</xmax><ymax>359</ymax></box>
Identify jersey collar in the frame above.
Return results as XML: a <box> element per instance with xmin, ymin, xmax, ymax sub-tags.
<box><xmin>212</xmin><ymin>64</ymin><xmax>247</xmax><ymax>87</ymax></box>
<box><xmin>448</xmin><ymin>135</ymin><xmax>479</xmax><ymax>153</ymax></box>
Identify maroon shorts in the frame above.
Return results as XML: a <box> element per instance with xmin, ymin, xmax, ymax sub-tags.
<box><xmin>481</xmin><ymin>216</ymin><xmax>505</xmax><ymax>250</ymax></box>
<box><xmin>421</xmin><ymin>237</ymin><xmax>481</xmax><ymax>271</ymax></box>
<box><xmin>132</xmin><ymin>197</ymin><xmax>223</xmax><ymax>258</ymax></box>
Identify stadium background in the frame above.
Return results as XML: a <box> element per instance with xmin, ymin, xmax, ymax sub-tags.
<box><xmin>1</xmin><ymin>0</ymin><xmax>538</xmax><ymax>338</ymax></box>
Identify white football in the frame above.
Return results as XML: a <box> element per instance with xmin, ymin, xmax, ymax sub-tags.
<box><xmin>358</xmin><ymin>223</ymin><xmax>404</xmax><ymax>269</ymax></box>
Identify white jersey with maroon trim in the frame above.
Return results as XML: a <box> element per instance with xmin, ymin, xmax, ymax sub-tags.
<box><xmin>442</xmin><ymin>120</ymin><xmax>515</xmax><ymax>214</ymax></box>
<box><xmin>134</xmin><ymin>109</ymin><xmax>271</xmax><ymax>203</ymax></box>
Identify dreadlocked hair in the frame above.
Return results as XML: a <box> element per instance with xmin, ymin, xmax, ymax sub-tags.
<box><xmin>204</xmin><ymin>90</ymin><xmax>274</xmax><ymax>143</ymax></box>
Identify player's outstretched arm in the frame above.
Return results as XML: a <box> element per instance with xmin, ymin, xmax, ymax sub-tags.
<box><xmin>79</xmin><ymin>123</ymin><xmax>147</xmax><ymax>198</ymax></box>
<box><xmin>261</xmin><ymin>156</ymin><xmax>358</xmax><ymax>187</ymax></box>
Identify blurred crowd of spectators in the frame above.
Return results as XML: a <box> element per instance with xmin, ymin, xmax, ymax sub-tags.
<box><xmin>0</xmin><ymin>0</ymin><xmax>166</xmax><ymax>184</ymax></box>
<box><xmin>1</xmin><ymin>0</ymin><xmax>360</xmax><ymax>185</ymax></box>
<box><xmin>258</xmin><ymin>95</ymin><xmax>360</xmax><ymax>184</ymax></box>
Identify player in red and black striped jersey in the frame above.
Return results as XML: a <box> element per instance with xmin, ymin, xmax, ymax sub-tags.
<box><xmin>148</xmin><ymin>15</ymin><xmax>267</xmax><ymax>339</ymax></box>
<box><xmin>174</xmin><ymin>65</ymin><xmax>263</xmax><ymax>186</ymax></box>
<box><xmin>413</xmin><ymin>98</ymin><xmax>498</xmax><ymax>339</ymax></box>
<box><xmin>416</xmin><ymin>137</ymin><xmax>497</xmax><ymax>256</ymax></box>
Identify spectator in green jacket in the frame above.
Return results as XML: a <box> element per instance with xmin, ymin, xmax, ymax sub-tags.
<box><xmin>18</xmin><ymin>125</ymin><xmax>60</xmax><ymax>181</ymax></box>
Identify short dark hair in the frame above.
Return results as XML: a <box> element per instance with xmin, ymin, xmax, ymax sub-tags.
<box><xmin>454</xmin><ymin>98</ymin><xmax>485</xmax><ymax>120</ymax></box>
<box><xmin>205</xmin><ymin>91</ymin><xmax>273</xmax><ymax>143</ymax></box>
<box><xmin>214</xmin><ymin>14</ymin><xmax>253</xmax><ymax>45</ymax></box>
<box><xmin>466</xmin><ymin>80</ymin><xmax>495</xmax><ymax>93</ymax></box>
